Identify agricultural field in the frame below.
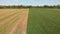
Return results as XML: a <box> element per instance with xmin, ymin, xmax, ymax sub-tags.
<box><xmin>27</xmin><ymin>8</ymin><xmax>60</xmax><ymax>34</ymax></box>
<box><xmin>0</xmin><ymin>8</ymin><xmax>60</xmax><ymax>34</ymax></box>
<box><xmin>0</xmin><ymin>8</ymin><xmax>29</xmax><ymax>34</ymax></box>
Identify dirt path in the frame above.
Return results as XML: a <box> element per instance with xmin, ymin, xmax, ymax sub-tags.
<box><xmin>21</xmin><ymin>10</ymin><xmax>29</xmax><ymax>34</ymax></box>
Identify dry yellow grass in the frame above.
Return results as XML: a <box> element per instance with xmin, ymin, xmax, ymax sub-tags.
<box><xmin>0</xmin><ymin>8</ymin><xmax>29</xmax><ymax>34</ymax></box>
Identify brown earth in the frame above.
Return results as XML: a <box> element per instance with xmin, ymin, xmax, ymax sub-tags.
<box><xmin>0</xmin><ymin>8</ymin><xmax>29</xmax><ymax>34</ymax></box>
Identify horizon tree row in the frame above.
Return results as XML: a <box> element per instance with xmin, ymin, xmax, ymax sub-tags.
<box><xmin>0</xmin><ymin>5</ymin><xmax>60</xmax><ymax>8</ymax></box>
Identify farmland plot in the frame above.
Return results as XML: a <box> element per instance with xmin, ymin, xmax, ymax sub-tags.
<box><xmin>0</xmin><ymin>8</ymin><xmax>29</xmax><ymax>34</ymax></box>
<box><xmin>27</xmin><ymin>8</ymin><xmax>60</xmax><ymax>34</ymax></box>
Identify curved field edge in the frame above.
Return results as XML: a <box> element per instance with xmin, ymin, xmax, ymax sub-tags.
<box><xmin>27</xmin><ymin>8</ymin><xmax>60</xmax><ymax>34</ymax></box>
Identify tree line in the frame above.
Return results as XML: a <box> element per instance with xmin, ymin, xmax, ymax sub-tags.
<box><xmin>0</xmin><ymin>5</ymin><xmax>60</xmax><ymax>9</ymax></box>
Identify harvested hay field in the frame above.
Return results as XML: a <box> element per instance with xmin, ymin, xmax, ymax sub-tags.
<box><xmin>0</xmin><ymin>8</ymin><xmax>29</xmax><ymax>34</ymax></box>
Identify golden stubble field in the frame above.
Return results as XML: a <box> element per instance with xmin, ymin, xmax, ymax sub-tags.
<box><xmin>0</xmin><ymin>8</ymin><xmax>29</xmax><ymax>34</ymax></box>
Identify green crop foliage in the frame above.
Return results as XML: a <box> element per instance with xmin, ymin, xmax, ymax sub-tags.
<box><xmin>27</xmin><ymin>8</ymin><xmax>60</xmax><ymax>34</ymax></box>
